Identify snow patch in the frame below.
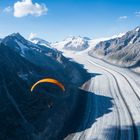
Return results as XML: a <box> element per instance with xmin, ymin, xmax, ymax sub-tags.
<box><xmin>18</xmin><ymin>73</ymin><xmax>28</xmax><ymax>80</ymax></box>
<box><xmin>135</xmin><ymin>27</ymin><xmax>140</xmax><ymax>32</ymax></box>
<box><xmin>15</xmin><ymin>40</ymin><xmax>29</xmax><ymax>55</ymax></box>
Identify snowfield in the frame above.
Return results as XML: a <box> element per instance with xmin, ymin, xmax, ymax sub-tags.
<box><xmin>63</xmin><ymin>51</ymin><xmax>140</xmax><ymax>140</ymax></box>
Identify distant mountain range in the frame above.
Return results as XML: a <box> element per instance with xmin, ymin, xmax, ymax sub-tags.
<box><xmin>52</xmin><ymin>36</ymin><xmax>90</xmax><ymax>51</ymax></box>
<box><xmin>51</xmin><ymin>34</ymin><xmax>124</xmax><ymax>52</ymax></box>
<box><xmin>29</xmin><ymin>33</ymin><xmax>124</xmax><ymax>52</ymax></box>
<box><xmin>89</xmin><ymin>26</ymin><xmax>140</xmax><ymax>72</ymax></box>
<box><xmin>26</xmin><ymin>26</ymin><xmax>140</xmax><ymax>72</ymax></box>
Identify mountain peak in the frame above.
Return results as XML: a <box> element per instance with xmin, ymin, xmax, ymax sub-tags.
<box><xmin>64</xmin><ymin>36</ymin><xmax>90</xmax><ymax>41</ymax></box>
<box><xmin>8</xmin><ymin>32</ymin><xmax>23</xmax><ymax>38</ymax></box>
<box><xmin>2</xmin><ymin>33</ymin><xmax>26</xmax><ymax>43</ymax></box>
<box><xmin>10</xmin><ymin>32</ymin><xmax>21</xmax><ymax>37</ymax></box>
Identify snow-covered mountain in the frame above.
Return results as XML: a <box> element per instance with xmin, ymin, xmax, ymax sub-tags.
<box><xmin>0</xmin><ymin>33</ymin><xmax>92</xmax><ymax>140</ymax></box>
<box><xmin>53</xmin><ymin>36</ymin><xmax>90</xmax><ymax>51</ymax></box>
<box><xmin>29</xmin><ymin>37</ymin><xmax>51</xmax><ymax>48</ymax></box>
<box><xmin>52</xmin><ymin>33</ymin><xmax>125</xmax><ymax>53</ymax></box>
<box><xmin>88</xmin><ymin>33</ymin><xmax>125</xmax><ymax>48</ymax></box>
<box><xmin>89</xmin><ymin>26</ymin><xmax>140</xmax><ymax>71</ymax></box>
<box><xmin>82</xmin><ymin>33</ymin><xmax>125</xmax><ymax>53</ymax></box>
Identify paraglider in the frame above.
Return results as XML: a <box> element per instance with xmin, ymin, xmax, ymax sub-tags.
<box><xmin>31</xmin><ymin>78</ymin><xmax>65</xmax><ymax>109</ymax></box>
<box><xmin>31</xmin><ymin>78</ymin><xmax>65</xmax><ymax>93</ymax></box>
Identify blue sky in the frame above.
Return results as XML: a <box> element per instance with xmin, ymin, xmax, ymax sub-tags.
<box><xmin>0</xmin><ymin>0</ymin><xmax>140</xmax><ymax>42</ymax></box>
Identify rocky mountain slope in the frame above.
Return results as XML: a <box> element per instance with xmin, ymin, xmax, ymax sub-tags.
<box><xmin>89</xmin><ymin>26</ymin><xmax>140</xmax><ymax>72</ymax></box>
<box><xmin>0</xmin><ymin>33</ymin><xmax>91</xmax><ymax>140</ymax></box>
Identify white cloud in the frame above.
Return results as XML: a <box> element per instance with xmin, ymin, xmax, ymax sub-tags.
<box><xmin>14</xmin><ymin>0</ymin><xmax>48</xmax><ymax>17</ymax></box>
<box><xmin>119</xmin><ymin>16</ymin><xmax>128</xmax><ymax>20</ymax></box>
<box><xmin>28</xmin><ymin>32</ymin><xmax>37</xmax><ymax>40</ymax></box>
<box><xmin>3</xmin><ymin>6</ymin><xmax>13</xmax><ymax>13</ymax></box>
<box><xmin>135</xmin><ymin>11</ymin><xmax>140</xmax><ymax>17</ymax></box>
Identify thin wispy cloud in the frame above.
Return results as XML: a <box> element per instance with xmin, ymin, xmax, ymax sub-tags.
<box><xmin>3</xmin><ymin>6</ymin><xmax>13</xmax><ymax>13</ymax></box>
<box><xmin>119</xmin><ymin>16</ymin><xmax>128</xmax><ymax>20</ymax></box>
<box><xmin>14</xmin><ymin>0</ymin><xmax>48</xmax><ymax>18</ymax></box>
<box><xmin>135</xmin><ymin>11</ymin><xmax>140</xmax><ymax>17</ymax></box>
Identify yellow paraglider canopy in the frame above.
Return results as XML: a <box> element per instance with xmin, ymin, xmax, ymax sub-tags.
<box><xmin>31</xmin><ymin>78</ymin><xmax>65</xmax><ymax>92</ymax></box>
